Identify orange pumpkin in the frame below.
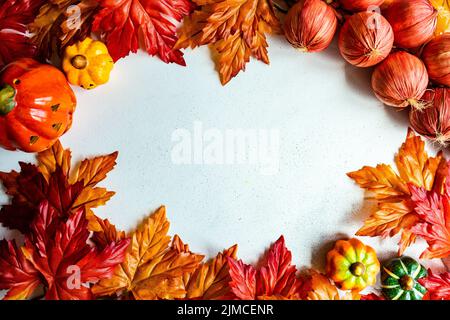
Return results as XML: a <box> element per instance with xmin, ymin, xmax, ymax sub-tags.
<box><xmin>326</xmin><ymin>238</ymin><xmax>380</xmax><ymax>291</ymax></box>
<box><xmin>0</xmin><ymin>59</ymin><xmax>76</xmax><ymax>153</ymax></box>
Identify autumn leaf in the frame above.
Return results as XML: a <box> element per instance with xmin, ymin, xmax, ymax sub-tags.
<box><xmin>360</xmin><ymin>293</ymin><xmax>384</xmax><ymax>300</ymax></box>
<box><xmin>419</xmin><ymin>270</ymin><xmax>450</xmax><ymax>300</ymax></box>
<box><xmin>348</xmin><ymin>129</ymin><xmax>445</xmax><ymax>254</ymax></box>
<box><xmin>70</xmin><ymin>151</ymin><xmax>119</xmax><ymax>187</ymax></box>
<box><xmin>0</xmin><ymin>0</ymin><xmax>44</xmax><ymax>68</ymax></box>
<box><xmin>92</xmin><ymin>0</ymin><xmax>194</xmax><ymax>64</ymax></box>
<box><xmin>184</xmin><ymin>244</ymin><xmax>238</xmax><ymax>300</ymax></box>
<box><xmin>29</xmin><ymin>0</ymin><xmax>98</xmax><ymax>60</ymax></box>
<box><xmin>298</xmin><ymin>270</ymin><xmax>359</xmax><ymax>300</ymax></box>
<box><xmin>409</xmin><ymin>184</ymin><xmax>450</xmax><ymax>259</ymax></box>
<box><xmin>0</xmin><ymin>141</ymin><xmax>118</xmax><ymax>233</ymax></box>
<box><xmin>176</xmin><ymin>0</ymin><xmax>280</xmax><ymax>85</ymax></box>
<box><xmin>228</xmin><ymin>236</ymin><xmax>300</xmax><ymax>300</ymax></box>
<box><xmin>0</xmin><ymin>240</ymin><xmax>41</xmax><ymax>300</ymax></box>
<box><xmin>92</xmin><ymin>206</ymin><xmax>204</xmax><ymax>300</ymax></box>
<box><xmin>431</xmin><ymin>0</ymin><xmax>450</xmax><ymax>35</ymax></box>
<box><xmin>18</xmin><ymin>201</ymin><xmax>129</xmax><ymax>300</ymax></box>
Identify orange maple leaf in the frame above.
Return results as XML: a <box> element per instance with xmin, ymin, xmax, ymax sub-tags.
<box><xmin>176</xmin><ymin>0</ymin><xmax>280</xmax><ymax>85</ymax></box>
<box><xmin>184</xmin><ymin>244</ymin><xmax>238</xmax><ymax>299</ymax></box>
<box><xmin>348</xmin><ymin>129</ymin><xmax>446</xmax><ymax>254</ymax></box>
<box><xmin>92</xmin><ymin>206</ymin><xmax>204</xmax><ymax>300</ymax></box>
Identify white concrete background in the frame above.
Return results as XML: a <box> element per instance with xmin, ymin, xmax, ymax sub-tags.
<box><xmin>0</xmin><ymin>36</ymin><xmax>447</xmax><ymax>277</ymax></box>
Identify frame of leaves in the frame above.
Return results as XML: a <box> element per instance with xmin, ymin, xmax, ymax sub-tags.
<box><xmin>0</xmin><ymin>0</ymin><xmax>449</xmax><ymax>301</ymax></box>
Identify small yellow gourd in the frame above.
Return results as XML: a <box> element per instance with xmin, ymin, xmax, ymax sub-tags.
<box><xmin>63</xmin><ymin>38</ymin><xmax>114</xmax><ymax>90</ymax></box>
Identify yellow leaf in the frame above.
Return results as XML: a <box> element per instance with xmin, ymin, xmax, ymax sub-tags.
<box><xmin>395</xmin><ymin>130</ymin><xmax>442</xmax><ymax>190</ymax></box>
<box><xmin>72</xmin><ymin>187</ymin><xmax>115</xmax><ymax>211</ymax></box>
<box><xmin>347</xmin><ymin>164</ymin><xmax>409</xmax><ymax>202</ymax></box>
<box><xmin>431</xmin><ymin>0</ymin><xmax>450</xmax><ymax>36</ymax></box>
<box><xmin>37</xmin><ymin>140</ymin><xmax>71</xmax><ymax>181</ymax></box>
<box><xmin>348</xmin><ymin>129</ymin><xmax>444</xmax><ymax>253</ymax></box>
<box><xmin>185</xmin><ymin>245</ymin><xmax>238</xmax><ymax>300</ymax></box>
<box><xmin>176</xmin><ymin>0</ymin><xmax>280</xmax><ymax>85</ymax></box>
<box><xmin>92</xmin><ymin>207</ymin><xmax>204</xmax><ymax>300</ymax></box>
<box><xmin>70</xmin><ymin>152</ymin><xmax>118</xmax><ymax>187</ymax></box>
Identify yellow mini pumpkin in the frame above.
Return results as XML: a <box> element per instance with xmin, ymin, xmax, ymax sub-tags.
<box><xmin>326</xmin><ymin>238</ymin><xmax>380</xmax><ymax>291</ymax></box>
<box><xmin>63</xmin><ymin>38</ymin><xmax>114</xmax><ymax>90</ymax></box>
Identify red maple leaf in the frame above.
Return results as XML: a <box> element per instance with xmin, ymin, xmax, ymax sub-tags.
<box><xmin>0</xmin><ymin>165</ymin><xmax>82</xmax><ymax>234</ymax></box>
<box><xmin>92</xmin><ymin>0</ymin><xmax>194</xmax><ymax>64</ymax></box>
<box><xmin>0</xmin><ymin>0</ymin><xmax>44</xmax><ymax>68</ymax></box>
<box><xmin>419</xmin><ymin>270</ymin><xmax>450</xmax><ymax>300</ymax></box>
<box><xmin>409</xmin><ymin>184</ymin><xmax>450</xmax><ymax>259</ymax></box>
<box><xmin>228</xmin><ymin>236</ymin><xmax>301</xmax><ymax>300</ymax></box>
<box><xmin>0</xmin><ymin>240</ymin><xmax>41</xmax><ymax>300</ymax></box>
<box><xmin>21</xmin><ymin>201</ymin><xmax>130</xmax><ymax>300</ymax></box>
<box><xmin>360</xmin><ymin>293</ymin><xmax>385</xmax><ymax>300</ymax></box>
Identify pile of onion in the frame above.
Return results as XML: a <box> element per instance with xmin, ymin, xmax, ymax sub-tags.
<box><xmin>283</xmin><ymin>0</ymin><xmax>449</xmax><ymax>147</ymax></box>
<box><xmin>371</xmin><ymin>51</ymin><xmax>429</xmax><ymax>109</ymax></box>
<box><xmin>284</xmin><ymin>0</ymin><xmax>338</xmax><ymax>53</ymax></box>
<box><xmin>384</xmin><ymin>0</ymin><xmax>438</xmax><ymax>49</ymax></box>
<box><xmin>338</xmin><ymin>11</ymin><xmax>394</xmax><ymax>67</ymax></box>
<box><xmin>410</xmin><ymin>88</ymin><xmax>450</xmax><ymax>145</ymax></box>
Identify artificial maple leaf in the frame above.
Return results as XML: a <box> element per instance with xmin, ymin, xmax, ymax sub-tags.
<box><xmin>176</xmin><ymin>0</ymin><xmax>281</xmax><ymax>85</ymax></box>
<box><xmin>409</xmin><ymin>184</ymin><xmax>450</xmax><ymax>259</ymax></box>
<box><xmin>0</xmin><ymin>141</ymin><xmax>118</xmax><ymax>233</ymax></box>
<box><xmin>431</xmin><ymin>0</ymin><xmax>450</xmax><ymax>35</ymax></box>
<box><xmin>360</xmin><ymin>293</ymin><xmax>384</xmax><ymax>300</ymax></box>
<box><xmin>184</xmin><ymin>244</ymin><xmax>238</xmax><ymax>300</ymax></box>
<box><xmin>348</xmin><ymin>129</ymin><xmax>446</xmax><ymax>254</ymax></box>
<box><xmin>92</xmin><ymin>206</ymin><xmax>204</xmax><ymax>300</ymax></box>
<box><xmin>92</xmin><ymin>0</ymin><xmax>194</xmax><ymax>64</ymax></box>
<box><xmin>0</xmin><ymin>240</ymin><xmax>41</xmax><ymax>300</ymax></box>
<box><xmin>298</xmin><ymin>270</ymin><xmax>359</xmax><ymax>300</ymax></box>
<box><xmin>29</xmin><ymin>0</ymin><xmax>98</xmax><ymax>60</ymax></box>
<box><xmin>18</xmin><ymin>201</ymin><xmax>129</xmax><ymax>300</ymax></box>
<box><xmin>419</xmin><ymin>270</ymin><xmax>450</xmax><ymax>300</ymax></box>
<box><xmin>91</xmin><ymin>217</ymin><xmax>127</xmax><ymax>249</ymax></box>
<box><xmin>0</xmin><ymin>0</ymin><xmax>44</xmax><ymax>68</ymax></box>
<box><xmin>228</xmin><ymin>236</ymin><xmax>300</xmax><ymax>300</ymax></box>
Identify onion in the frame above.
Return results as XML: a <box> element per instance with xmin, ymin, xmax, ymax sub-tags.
<box><xmin>338</xmin><ymin>11</ymin><xmax>394</xmax><ymax>67</ymax></box>
<box><xmin>410</xmin><ymin>88</ymin><xmax>450</xmax><ymax>145</ymax></box>
<box><xmin>384</xmin><ymin>0</ymin><xmax>438</xmax><ymax>49</ymax></box>
<box><xmin>371</xmin><ymin>51</ymin><xmax>429</xmax><ymax>109</ymax></box>
<box><xmin>422</xmin><ymin>33</ymin><xmax>450</xmax><ymax>87</ymax></box>
<box><xmin>284</xmin><ymin>0</ymin><xmax>338</xmax><ymax>53</ymax></box>
<box><xmin>339</xmin><ymin>0</ymin><xmax>384</xmax><ymax>12</ymax></box>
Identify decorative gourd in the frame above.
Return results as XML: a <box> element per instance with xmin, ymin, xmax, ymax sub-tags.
<box><xmin>381</xmin><ymin>257</ymin><xmax>428</xmax><ymax>300</ymax></box>
<box><xmin>0</xmin><ymin>59</ymin><xmax>76</xmax><ymax>153</ymax></box>
<box><xmin>63</xmin><ymin>37</ymin><xmax>114</xmax><ymax>90</ymax></box>
<box><xmin>326</xmin><ymin>238</ymin><xmax>380</xmax><ymax>291</ymax></box>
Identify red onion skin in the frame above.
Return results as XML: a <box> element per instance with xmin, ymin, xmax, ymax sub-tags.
<box><xmin>284</xmin><ymin>0</ymin><xmax>338</xmax><ymax>53</ymax></box>
<box><xmin>422</xmin><ymin>34</ymin><xmax>450</xmax><ymax>87</ymax></box>
<box><xmin>339</xmin><ymin>0</ymin><xmax>384</xmax><ymax>12</ymax></box>
<box><xmin>371</xmin><ymin>51</ymin><xmax>429</xmax><ymax>109</ymax></box>
<box><xmin>338</xmin><ymin>11</ymin><xmax>394</xmax><ymax>67</ymax></box>
<box><xmin>384</xmin><ymin>0</ymin><xmax>438</xmax><ymax>49</ymax></box>
<box><xmin>410</xmin><ymin>88</ymin><xmax>450</xmax><ymax>144</ymax></box>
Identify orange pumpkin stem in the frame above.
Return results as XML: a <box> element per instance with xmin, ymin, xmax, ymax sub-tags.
<box><xmin>0</xmin><ymin>85</ymin><xmax>16</xmax><ymax>116</ymax></box>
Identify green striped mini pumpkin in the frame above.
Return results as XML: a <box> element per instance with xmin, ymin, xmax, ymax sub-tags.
<box><xmin>381</xmin><ymin>257</ymin><xmax>428</xmax><ymax>300</ymax></box>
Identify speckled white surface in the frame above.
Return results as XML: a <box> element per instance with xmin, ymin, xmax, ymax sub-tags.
<box><xmin>0</xmin><ymin>36</ymin><xmax>447</xmax><ymax>276</ymax></box>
